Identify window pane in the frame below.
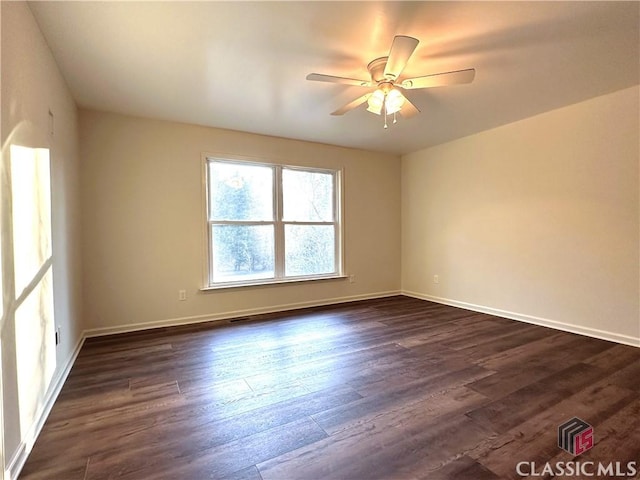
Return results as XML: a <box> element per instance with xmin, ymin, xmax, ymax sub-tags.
<box><xmin>212</xmin><ymin>225</ymin><xmax>274</xmax><ymax>282</ymax></box>
<box><xmin>285</xmin><ymin>225</ymin><xmax>335</xmax><ymax>276</ymax></box>
<box><xmin>282</xmin><ymin>169</ymin><xmax>334</xmax><ymax>222</ymax></box>
<box><xmin>209</xmin><ymin>162</ymin><xmax>273</xmax><ymax>221</ymax></box>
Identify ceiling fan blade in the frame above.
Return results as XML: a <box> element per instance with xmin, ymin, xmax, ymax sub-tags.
<box><xmin>331</xmin><ymin>93</ymin><xmax>372</xmax><ymax>116</ymax></box>
<box><xmin>306</xmin><ymin>73</ymin><xmax>371</xmax><ymax>87</ymax></box>
<box><xmin>401</xmin><ymin>68</ymin><xmax>476</xmax><ymax>89</ymax></box>
<box><xmin>399</xmin><ymin>96</ymin><xmax>420</xmax><ymax>118</ymax></box>
<box><xmin>383</xmin><ymin>35</ymin><xmax>419</xmax><ymax>80</ymax></box>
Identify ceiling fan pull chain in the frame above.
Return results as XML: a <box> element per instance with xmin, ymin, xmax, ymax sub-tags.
<box><xmin>393</xmin><ymin>111</ymin><xmax>397</xmax><ymax>124</ymax></box>
<box><xmin>384</xmin><ymin>99</ymin><xmax>388</xmax><ymax>129</ymax></box>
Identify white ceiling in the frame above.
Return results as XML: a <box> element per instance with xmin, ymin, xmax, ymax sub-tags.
<box><xmin>29</xmin><ymin>1</ymin><xmax>639</xmax><ymax>155</ymax></box>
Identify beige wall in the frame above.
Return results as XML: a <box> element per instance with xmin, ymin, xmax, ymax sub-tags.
<box><xmin>402</xmin><ymin>86</ymin><xmax>640</xmax><ymax>345</ymax></box>
<box><xmin>1</xmin><ymin>1</ymin><xmax>83</xmax><ymax>473</ymax></box>
<box><xmin>79</xmin><ymin>111</ymin><xmax>401</xmax><ymax>332</ymax></box>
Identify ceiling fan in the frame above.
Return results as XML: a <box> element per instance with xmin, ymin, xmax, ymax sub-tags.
<box><xmin>306</xmin><ymin>35</ymin><xmax>475</xmax><ymax>128</ymax></box>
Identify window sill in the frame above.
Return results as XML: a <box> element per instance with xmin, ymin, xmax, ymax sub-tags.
<box><xmin>200</xmin><ymin>274</ymin><xmax>348</xmax><ymax>291</ymax></box>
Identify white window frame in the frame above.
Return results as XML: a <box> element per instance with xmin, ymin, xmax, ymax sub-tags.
<box><xmin>202</xmin><ymin>155</ymin><xmax>344</xmax><ymax>289</ymax></box>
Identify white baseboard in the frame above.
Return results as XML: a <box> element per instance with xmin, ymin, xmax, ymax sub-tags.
<box><xmin>5</xmin><ymin>334</ymin><xmax>85</xmax><ymax>480</ymax></box>
<box><xmin>403</xmin><ymin>290</ymin><xmax>640</xmax><ymax>348</ymax></box>
<box><xmin>84</xmin><ymin>290</ymin><xmax>402</xmax><ymax>338</ymax></box>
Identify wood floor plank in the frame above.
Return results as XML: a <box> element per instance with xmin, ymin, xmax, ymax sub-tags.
<box><xmin>236</xmin><ymin>342</ymin><xmax>417</xmax><ymax>395</ymax></box>
<box><xmin>457</xmin><ymin>325</ymin><xmax>555</xmax><ymax>361</ymax></box>
<box><xmin>467</xmin><ymin>336</ymin><xmax>614</xmax><ymax>399</ymax></box>
<box><xmin>582</xmin><ymin>343</ymin><xmax>640</xmax><ymax>371</ymax></box>
<box><xmin>82</xmin><ymin>384</ymin><xmax>361</xmax><ymax>475</ymax></box>
<box><xmin>465</xmin><ymin>362</ymin><xmax>612</xmax><ymax>434</ymax></box>
<box><xmin>259</xmin><ymin>402</ymin><xmax>494</xmax><ymax>480</ymax></box>
<box><xmin>477</xmin><ymin>333</ymin><xmax>609</xmax><ymax>372</ymax></box>
<box><xmin>46</xmin><ymin>379</ymin><xmax>181</xmax><ymax>424</ymax></box>
<box><xmin>312</xmin><ymin>383</ymin><xmax>490</xmax><ymax>436</ymax></box>
<box><xmin>18</xmin><ymin>456</ymin><xmax>89</xmax><ymax>480</ymax></box>
<box><xmin>438</xmin><ymin>318</ymin><xmax>533</xmax><ymax>350</ymax></box>
<box><xmin>19</xmin><ymin>296</ymin><xmax>640</xmax><ymax>480</ymax></box>
<box><xmin>86</xmin><ymin>417</ymin><xmax>327</xmax><ymax>480</ymax></box>
<box><xmin>421</xmin><ymin>455</ymin><xmax>501</xmax><ymax>480</ymax></box>
<box><xmin>606</xmin><ymin>358</ymin><xmax>640</xmax><ymax>391</ymax></box>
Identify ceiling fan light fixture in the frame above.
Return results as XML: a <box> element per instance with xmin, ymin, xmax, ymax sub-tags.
<box><xmin>385</xmin><ymin>88</ymin><xmax>405</xmax><ymax>115</ymax></box>
<box><xmin>366</xmin><ymin>89</ymin><xmax>385</xmax><ymax>115</ymax></box>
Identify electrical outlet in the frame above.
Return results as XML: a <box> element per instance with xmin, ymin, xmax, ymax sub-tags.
<box><xmin>179</xmin><ymin>289</ymin><xmax>187</xmax><ymax>301</ymax></box>
<box><xmin>433</xmin><ymin>275</ymin><xmax>439</xmax><ymax>284</ymax></box>
<box><xmin>349</xmin><ymin>274</ymin><xmax>356</xmax><ymax>284</ymax></box>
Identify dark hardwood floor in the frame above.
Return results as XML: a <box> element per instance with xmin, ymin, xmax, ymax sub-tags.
<box><xmin>20</xmin><ymin>296</ymin><xmax>640</xmax><ymax>479</ymax></box>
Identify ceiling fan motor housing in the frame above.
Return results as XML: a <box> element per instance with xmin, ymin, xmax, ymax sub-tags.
<box><xmin>367</xmin><ymin>57</ymin><xmax>392</xmax><ymax>83</ymax></box>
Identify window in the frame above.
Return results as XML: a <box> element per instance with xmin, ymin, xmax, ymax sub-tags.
<box><xmin>205</xmin><ymin>157</ymin><xmax>342</xmax><ymax>287</ymax></box>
